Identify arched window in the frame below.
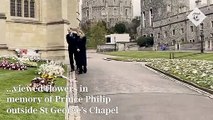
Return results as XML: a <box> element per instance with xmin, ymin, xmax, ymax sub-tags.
<box><xmin>30</xmin><ymin>0</ymin><xmax>35</xmax><ymax>18</ymax></box>
<box><xmin>24</xmin><ymin>0</ymin><xmax>29</xmax><ymax>17</ymax></box>
<box><xmin>10</xmin><ymin>0</ymin><xmax>16</xmax><ymax>16</ymax></box>
<box><xmin>17</xmin><ymin>0</ymin><xmax>22</xmax><ymax>17</ymax></box>
<box><xmin>114</xmin><ymin>8</ymin><xmax>117</xmax><ymax>15</ymax></box>
<box><xmin>125</xmin><ymin>9</ymin><xmax>128</xmax><ymax>16</ymax></box>
<box><xmin>86</xmin><ymin>9</ymin><xmax>89</xmax><ymax>17</ymax></box>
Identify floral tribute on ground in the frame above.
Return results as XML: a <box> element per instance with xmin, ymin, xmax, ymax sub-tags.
<box><xmin>0</xmin><ymin>56</ymin><xmax>27</xmax><ymax>70</ymax></box>
<box><xmin>29</xmin><ymin>61</ymin><xmax>65</xmax><ymax>92</ymax></box>
<box><xmin>145</xmin><ymin>59</ymin><xmax>213</xmax><ymax>90</ymax></box>
<box><xmin>110</xmin><ymin>57</ymin><xmax>213</xmax><ymax>91</ymax></box>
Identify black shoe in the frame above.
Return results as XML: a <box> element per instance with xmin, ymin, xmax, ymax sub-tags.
<box><xmin>78</xmin><ymin>70</ymin><xmax>83</xmax><ymax>74</ymax></box>
<box><xmin>83</xmin><ymin>66</ymin><xmax>87</xmax><ymax>73</ymax></box>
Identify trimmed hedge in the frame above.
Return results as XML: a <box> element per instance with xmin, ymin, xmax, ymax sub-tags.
<box><xmin>137</xmin><ymin>36</ymin><xmax>154</xmax><ymax>47</ymax></box>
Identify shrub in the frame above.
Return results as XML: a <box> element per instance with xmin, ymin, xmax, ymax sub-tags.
<box><xmin>114</xmin><ymin>23</ymin><xmax>128</xmax><ymax>34</ymax></box>
<box><xmin>137</xmin><ymin>36</ymin><xmax>154</xmax><ymax>47</ymax></box>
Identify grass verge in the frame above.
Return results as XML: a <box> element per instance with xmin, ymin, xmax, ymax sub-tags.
<box><xmin>0</xmin><ymin>68</ymin><xmax>66</xmax><ymax>120</ymax></box>
<box><xmin>106</xmin><ymin>51</ymin><xmax>213</xmax><ymax>61</ymax></box>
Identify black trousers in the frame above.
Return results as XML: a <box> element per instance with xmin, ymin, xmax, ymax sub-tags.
<box><xmin>81</xmin><ymin>50</ymin><xmax>87</xmax><ymax>67</ymax></box>
<box><xmin>75</xmin><ymin>50</ymin><xmax>87</xmax><ymax>70</ymax></box>
<box><xmin>68</xmin><ymin>50</ymin><xmax>76</xmax><ymax>70</ymax></box>
<box><xmin>75</xmin><ymin>52</ymin><xmax>82</xmax><ymax>70</ymax></box>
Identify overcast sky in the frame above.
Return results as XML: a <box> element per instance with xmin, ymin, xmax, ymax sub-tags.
<box><xmin>79</xmin><ymin>0</ymin><xmax>141</xmax><ymax>17</ymax></box>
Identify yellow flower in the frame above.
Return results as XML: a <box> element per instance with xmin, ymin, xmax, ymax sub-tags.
<box><xmin>48</xmin><ymin>75</ymin><xmax>54</xmax><ymax>79</ymax></box>
<box><xmin>41</xmin><ymin>74</ymin><xmax>48</xmax><ymax>78</ymax></box>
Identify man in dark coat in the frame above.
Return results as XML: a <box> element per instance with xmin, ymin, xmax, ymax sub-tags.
<box><xmin>66</xmin><ymin>28</ymin><xmax>79</xmax><ymax>71</ymax></box>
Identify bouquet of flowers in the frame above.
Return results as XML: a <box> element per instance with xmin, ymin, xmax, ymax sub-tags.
<box><xmin>15</xmin><ymin>49</ymin><xmax>27</xmax><ymax>57</ymax></box>
<box><xmin>18</xmin><ymin>57</ymin><xmax>38</xmax><ymax>67</ymax></box>
<box><xmin>0</xmin><ymin>59</ymin><xmax>27</xmax><ymax>70</ymax></box>
<box><xmin>15</xmin><ymin>49</ymin><xmax>43</xmax><ymax>62</ymax></box>
<box><xmin>28</xmin><ymin>56</ymin><xmax>43</xmax><ymax>62</ymax></box>
<box><xmin>10</xmin><ymin>62</ymin><xmax>27</xmax><ymax>70</ymax></box>
<box><xmin>29</xmin><ymin>61</ymin><xmax>65</xmax><ymax>92</ymax></box>
<box><xmin>0</xmin><ymin>59</ymin><xmax>10</xmax><ymax>69</ymax></box>
<box><xmin>37</xmin><ymin>60</ymin><xmax>65</xmax><ymax>78</ymax></box>
<box><xmin>29</xmin><ymin>77</ymin><xmax>55</xmax><ymax>92</ymax></box>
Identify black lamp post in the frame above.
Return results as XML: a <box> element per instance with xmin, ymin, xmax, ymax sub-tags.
<box><xmin>200</xmin><ymin>29</ymin><xmax>204</xmax><ymax>53</ymax></box>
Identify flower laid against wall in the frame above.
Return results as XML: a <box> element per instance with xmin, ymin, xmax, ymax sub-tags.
<box><xmin>15</xmin><ymin>49</ymin><xmax>43</xmax><ymax>62</ymax></box>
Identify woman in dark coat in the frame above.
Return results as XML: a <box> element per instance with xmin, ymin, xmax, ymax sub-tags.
<box><xmin>76</xmin><ymin>29</ymin><xmax>87</xmax><ymax>74</ymax></box>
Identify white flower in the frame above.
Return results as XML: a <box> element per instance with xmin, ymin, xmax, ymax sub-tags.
<box><xmin>163</xmin><ymin>67</ymin><xmax>170</xmax><ymax>71</ymax></box>
<box><xmin>201</xmin><ymin>73</ymin><xmax>207</xmax><ymax>77</ymax></box>
<box><xmin>15</xmin><ymin>48</ymin><xmax>20</xmax><ymax>52</ymax></box>
<box><xmin>192</xmin><ymin>70</ymin><xmax>198</xmax><ymax>74</ymax></box>
<box><xmin>37</xmin><ymin>61</ymin><xmax>65</xmax><ymax>77</ymax></box>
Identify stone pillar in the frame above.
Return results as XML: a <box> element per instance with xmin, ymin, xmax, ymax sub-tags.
<box><xmin>0</xmin><ymin>0</ymin><xmax>7</xmax><ymax>55</ymax></box>
<box><xmin>0</xmin><ymin>0</ymin><xmax>7</xmax><ymax>46</ymax></box>
<box><xmin>0</xmin><ymin>0</ymin><xmax>6</xmax><ymax>14</ymax></box>
<box><xmin>210</xmin><ymin>40</ymin><xmax>213</xmax><ymax>51</ymax></box>
<box><xmin>0</xmin><ymin>13</ymin><xmax>8</xmax><ymax>56</ymax></box>
<box><xmin>205</xmin><ymin>40</ymin><xmax>209</xmax><ymax>51</ymax></box>
<box><xmin>179</xmin><ymin>43</ymin><xmax>181</xmax><ymax>50</ymax></box>
<box><xmin>175</xmin><ymin>43</ymin><xmax>180</xmax><ymax>51</ymax></box>
<box><xmin>0</xmin><ymin>13</ymin><xmax>7</xmax><ymax>46</ymax></box>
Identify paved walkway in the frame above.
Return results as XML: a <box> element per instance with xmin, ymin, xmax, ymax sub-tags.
<box><xmin>74</xmin><ymin>52</ymin><xmax>213</xmax><ymax>120</ymax></box>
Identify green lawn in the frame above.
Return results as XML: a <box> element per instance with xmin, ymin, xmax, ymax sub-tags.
<box><xmin>0</xmin><ymin>68</ymin><xmax>66</xmax><ymax>120</ymax></box>
<box><xmin>106</xmin><ymin>51</ymin><xmax>213</xmax><ymax>61</ymax></box>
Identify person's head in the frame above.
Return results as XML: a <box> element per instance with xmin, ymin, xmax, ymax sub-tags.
<box><xmin>70</xmin><ymin>27</ymin><xmax>78</xmax><ymax>34</ymax></box>
<box><xmin>76</xmin><ymin>28</ymin><xmax>85</xmax><ymax>38</ymax></box>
